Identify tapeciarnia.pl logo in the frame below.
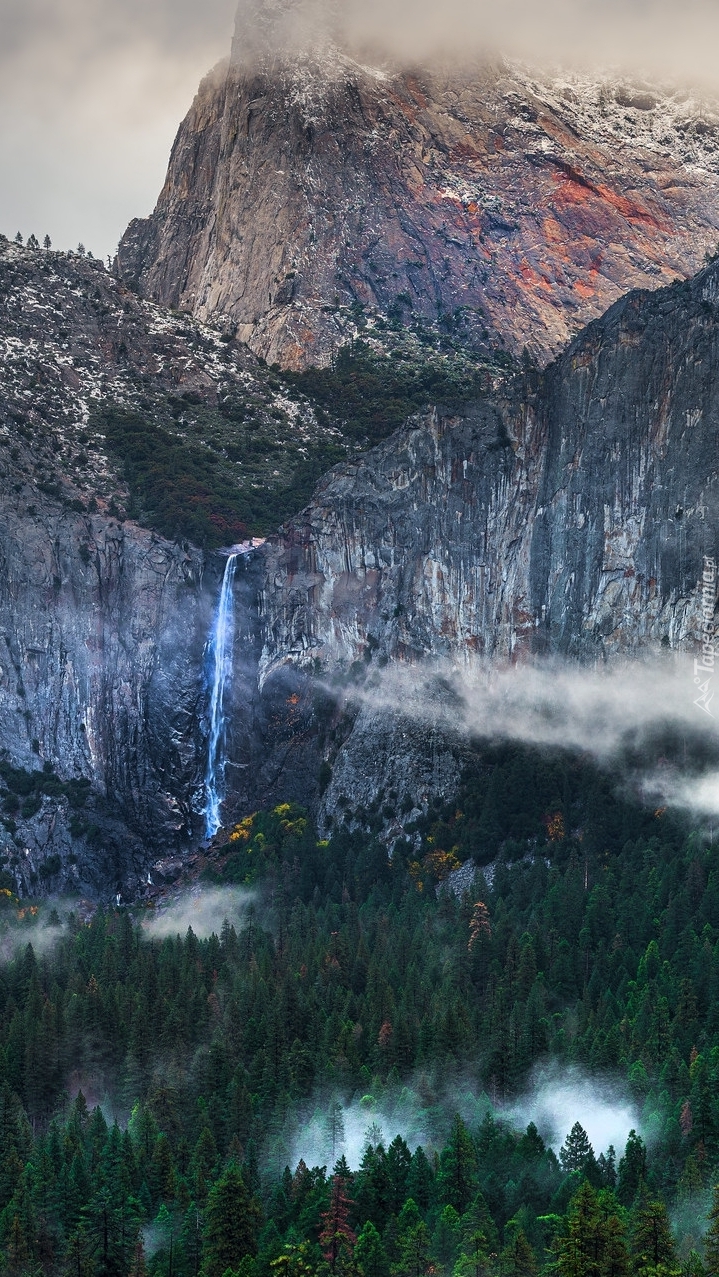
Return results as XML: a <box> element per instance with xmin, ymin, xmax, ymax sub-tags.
<box><xmin>694</xmin><ymin>555</ymin><xmax>717</xmax><ymax>717</ymax></box>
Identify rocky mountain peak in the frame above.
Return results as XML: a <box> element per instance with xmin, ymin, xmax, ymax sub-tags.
<box><xmin>117</xmin><ymin>28</ymin><xmax>719</xmax><ymax>370</ymax></box>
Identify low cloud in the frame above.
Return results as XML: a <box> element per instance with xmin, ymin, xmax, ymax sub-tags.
<box><xmin>0</xmin><ymin>903</ymin><xmax>66</xmax><ymax>962</ymax></box>
<box><xmin>650</xmin><ymin>769</ymin><xmax>719</xmax><ymax>819</ymax></box>
<box><xmin>280</xmin><ymin>1065</ymin><xmax>638</xmax><ymax>1175</ymax></box>
<box><xmin>351</xmin><ymin>653</ymin><xmax>719</xmax><ymax>820</ymax></box>
<box><xmin>284</xmin><ymin>1082</ymin><xmax>492</xmax><ymax>1172</ymax></box>
<box><xmin>234</xmin><ymin>0</ymin><xmax>719</xmax><ymax>89</ymax></box>
<box><xmin>140</xmin><ymin>885</ymin><xmax>254</xmax><ymax>940</ymax></box>
<box><xmin>5</xmin><ymin>0</ymin><xmax>719</xmax><ymax>261</ymax></box>
<box><xmin>505</xmin><ymin>1064</ymin><xmax>641</xmax><ymax>1159</ymax></box>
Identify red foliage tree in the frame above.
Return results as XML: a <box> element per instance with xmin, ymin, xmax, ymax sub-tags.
<box><xmin>319</xmin><ymin>1175</ymin><xmax>357</xmax><ymax>1273</ymax></box>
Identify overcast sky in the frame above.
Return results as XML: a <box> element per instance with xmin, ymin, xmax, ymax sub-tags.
<box><xmin>2</xmin><ymin>0</ymin><xmax>719</xmax><ymax>263</ymax></box>
<box><xmin>0</xmin><ymin>0</ymin><xmax>237</xmax><ymax>261</ymax></box>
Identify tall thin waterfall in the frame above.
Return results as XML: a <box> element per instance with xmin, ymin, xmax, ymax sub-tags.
<box><xmin>203</xmin><ymin>552</ymin><xmax>239</xmax><ymax>839</ymax></box>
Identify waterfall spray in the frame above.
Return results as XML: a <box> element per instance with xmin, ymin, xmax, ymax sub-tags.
<box><xmin>203</xmin><ymin>552</ymin><xmax>239</xmax><ymax>839</ymax></box>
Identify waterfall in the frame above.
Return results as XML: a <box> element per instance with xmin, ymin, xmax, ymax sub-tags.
<box><xmin>203</xmin><ymin>552</ymin><xmax>239</xmax><ymax>839</ymax></box>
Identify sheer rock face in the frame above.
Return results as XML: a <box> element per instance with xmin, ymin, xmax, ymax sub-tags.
<box><xmin>3</xmin><ymin>249</ymin><xmax>719</xmax><ymax>891</ymax></box>
<box><xmin>0</xmin><ymin>497</ymin><xmax>212</xmax><ymax>894</ymax></box>
<box><xmin>0</xmin><ymin>243</ymin><xmax>239</xmax><ymax>895</ymax></box>
<box><xmin>260</xmin><ymin>263</ymin><xmax>719</xmax><ymax>673</ymax></box>
<box><xmin>254</xmin><ymin>263</ymin><xmax>719</xmax><ymax>822</ymax></box>
<box><xmin>117</xmin><ymin>51</ymin><xmax>719</xmax><ymax>369</ymax></box>
<box><xmin>0</xmin><ymin>242</ymin><xmax>330</xmax><ymax>894</ymax></box>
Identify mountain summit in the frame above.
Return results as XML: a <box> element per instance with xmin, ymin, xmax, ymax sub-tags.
<box><xmin>117</xmin><ymin>8</ymin><xmax>719</xmax><ymax>368</ymax></box>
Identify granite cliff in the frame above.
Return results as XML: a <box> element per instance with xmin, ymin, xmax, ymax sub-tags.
<box><xmin>117</xmin><ymin>35</ymin><xmax>719</xmax><ymax>369</ymax></box>
<box><xmin>0</xmin><ymin>240</ymin><xmax>267</xmax><ymax>896</ymax></box>
<box><xmin>254</xmin><ymin>261</ymin><xmax>719</xmax><ymax>829</ymax></box>
<box><xmin>4</xmin><ymin>194</ymin><xmax>719</xmax><ymax>895</ymax></box>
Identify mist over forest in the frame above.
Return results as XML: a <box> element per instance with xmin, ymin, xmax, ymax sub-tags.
<box><xmin>3</xmin><ymin>0</ymin><xmax>719</xmax><ymax>1274</ymax></box>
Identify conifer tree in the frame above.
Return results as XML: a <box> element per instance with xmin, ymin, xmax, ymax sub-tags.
<box><xmin>355</xmin><ymin>1144</ymin><xmax>393</xmax><ymax>1232</ymax></box>
<box><xmin>705</xmin><ymin>1185</ymin><xmax>719</xmax><ymax>1277</ymax></box>
<box><xmin>555</xmin><ymin>1182</ymin><xmax>630</xmax><ymax>1277</ymax></box>
<box><xmin>325</xmin><ymin>1102</ymin><xmax>346</xmax><ymax>1165</ymax></box>
<box><xmin>62</xmin><ymin>1226</ymin><xmax>94</xmax><ymax>1277</ymax></box>
<box><xmin>356</xmin><ymin>1221</ymin><xmax>390</xmax><ymax>1277</ymax></box>
<box><xmin>630</xmin><ymin>1189</ymin><xmax>679</xmax><ymax>1277</ymax></box>
<box><xmin>201</xmin><ymin>1166</ymin><xmax>261</xmax><ymax>1277</ymax></box>
<box><xmin>320</xmin><ymin>1175</ymin><xmax>356</xmax><ymax>1273</ymax></box>
<box><xmin>128</xmin><ymin>1239</ymin><xmax>148</xmax><ymax>1277</ymax></box>
<box><xmin>270</xmin><ymin>1240</ymin><xmax>315</xmax><ymax>1277</ymax></box>
<box><xmin>4</xmin><ymin>1212</ymin><xmax>32</xmax><ymax>1277</ymax></box>
<box><xmin>182</xmin><ymin>1204</ymin><xmax>204</xmax><ymax>1277</ymax></box>
<box><xmin>432</xmin><ymin>1205</ymin><xmax>461</xmax><ymax>1270</ymax></box>
<box><xmin>556</xmin><ymin>1182</ymin><xmax>602</xmax><ymax>1277</ymax></box>
<box><xmin>501</xmin><ymin>1229</ymin><xmax>537</xmax><ymax>1277</ymax></box>
<box><xmin>617</xmin><ymin>1134</ymin><xmax>647</xmax><ymax>1208</ymax></box>
<box><xmin>453</xmin><ymin>1229</ymin><xmax>489</xmax><ymax>1277</ymax></box>
<box><xmin>439</xmin><ymin>1117</ymin><xmax>478</xmax><ymax>1215</ymax></box>
<box><xmin>394</xmin><ymin>1219</ymin><xmax>431</xmax><ymax>1277</ymax></box>
<box><xmin>601</xmin><ymin>1207</ymin><xmax>631</xmax><ymax>1277</ymax></box>
<box><xmin>406</xmin><ymin>1147</ymin><xmax>434</xmax><ymax>1213</ymax></box>
<box><xmin>191</xmin><ymin>1128</ymin><xmax>219</xmax><ymax>1206</ymax></box>
<box><xmin>560</xmin><ymin>1125</ymin><xmax>594</xmax><ymax>1174</ymax></box>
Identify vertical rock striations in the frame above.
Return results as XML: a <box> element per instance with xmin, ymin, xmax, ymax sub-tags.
<box><xmin>254</xmin><ymin>263</ymin><xmax>719</xmax><ymax>822</ymax></box>
<box><xmin>4</xmin><ymin>247</ymin><xmax>719</xmax><ymax>888</ymax></box>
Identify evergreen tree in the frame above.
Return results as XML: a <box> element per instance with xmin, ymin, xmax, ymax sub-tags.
<box><xmin>432</xmin><ymin>1205</ymin><xmax>461</xmax><ymax>1271</ymax></box>
<box><xmin>3</xmin><ymin>1212</ymin><xmax>33</xmax><ymax>1277</ymax></box>
<box><xmin>601</xmin><ymin>1207</ymin><xmax>631</xmax><ymax>1277</ymax></box>
<box><xmin>597</xmin><ymin>1149</ymin><xmax>617</xmax><ymax>1191</ymax></box>
<box><xmin>560</xmin><ymin>1125</ymin><xmax>594</xmax><ymax>1174</ymax></box>
<box><xmin>269</xmin><ymin>1239</ymin><xmax>315</xmax><ymax>1277</ymax></box>
<box><xmin>705</xmin><ymin>1185</ymin><xmax>719</xmax><ymax>1277</ymax></box>
<box><xmin>201</xmin><ymin>1166</ymin><xmax>261</xmax><ymax>1277</ymax></box>
<box><xmin>62</xmin><ymin>1226</ymin><xmax>94</xmax><ymax>1277</ymax></box>
<box><xmin>319</xmin><ymin>1175</ymin><xmax>356</xmax><ymax>1273</ymax></box>
<box><xmin>128</xmin><ymin>1239</ymin><xmax>148</xmax><ymax>1277</ymax></box>
<box><xmin>617</xmin><ymin>1134</ymin><xmax>647</xmax><ymax>1208</ymax></box>
<box><xmin>191</xmin><ymin>1128</ymin><xmax>219</xmax><ymax>1206</ymax></box>
<box><xmin>387</xmin><ymin>1136</ymin><xmax>412</xmax><ymax>1215</ymax></box>
<box><xmin>325</xmin><ymin>1102</ymin><xmax>347</xmax><ymax>1165</ymax></box>
<box><xmin>555</xmin><ymin>1182</ymin><xmax>630</xmax><ymax>1277</ymax></box>
<box><xmin>355</xmin><ymin>1144</ymin><xmax>393</xmax><ymax>1232</ymax></box>
<box><xmin>439</xmin><ymin>1117</ymin><xmax>478</xmax><ymax>1215</ymax></box>
<box><xmin>501</xmin><ymin>1228</ymin><xmax>537</xmax><ymax>1277</ymax></box>
<box><xmin>182</xmin><ymin>1204</ymin><xmax>205</xmax><ymax>1277</ymax></box>
<box><xmin>453</xmin><ymin>1229</ymin><xmax>489</xmax><ymax>1277</ymax></box>
<box><xmin>394</xmin><ymin>1219</ymin><xmax>431</xmax><ymax>1277</ymax></box>
<box><xmin>406</xmin><ymin>1148</ymin><xmax>434</xmax><ymax>1213</ymax></box>
<box><xmin>356</xmin><ymin>1221</ymin><xmax>390</xmax><ymax>1277</ymax></box>
<box><xmin>630</xmin><ymin>1190</ymin><xmax>679</xmax><ymax>1277</ymax></box>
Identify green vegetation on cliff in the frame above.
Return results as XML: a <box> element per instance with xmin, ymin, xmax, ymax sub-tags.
<box><xmin>98</xmin><ymin>338</ymin><xmax>511</xmax><ymax>547</ymax></box>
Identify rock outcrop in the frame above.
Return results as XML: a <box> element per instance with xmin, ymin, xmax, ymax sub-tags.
<box><xmin>0</xmin><ymin>497</ymin><xmax>209</xmax><ymax>895</ymax></box>
<box><xmin>4</xmin><ymin>244</ymin><xmax>719</xmax><ymax>892</ymax></box>
<box><xmin>261</xmin><ymin>265</ymin><xmax>719</xmax><ymax>671</ymax></box>
<box><xmin>0</xmin><ymin>241</ymin><xmax>266</xmax><ymax>895</ymax></box>
<box><xmin>255</xmin><ymin>262</ymin><xmax>719</xmax><ymax>825</ymax></box>
<box><xmin>117</xmin><ymin>38</ymin><xmax>719</xmax><ymax>368</ymax></box>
